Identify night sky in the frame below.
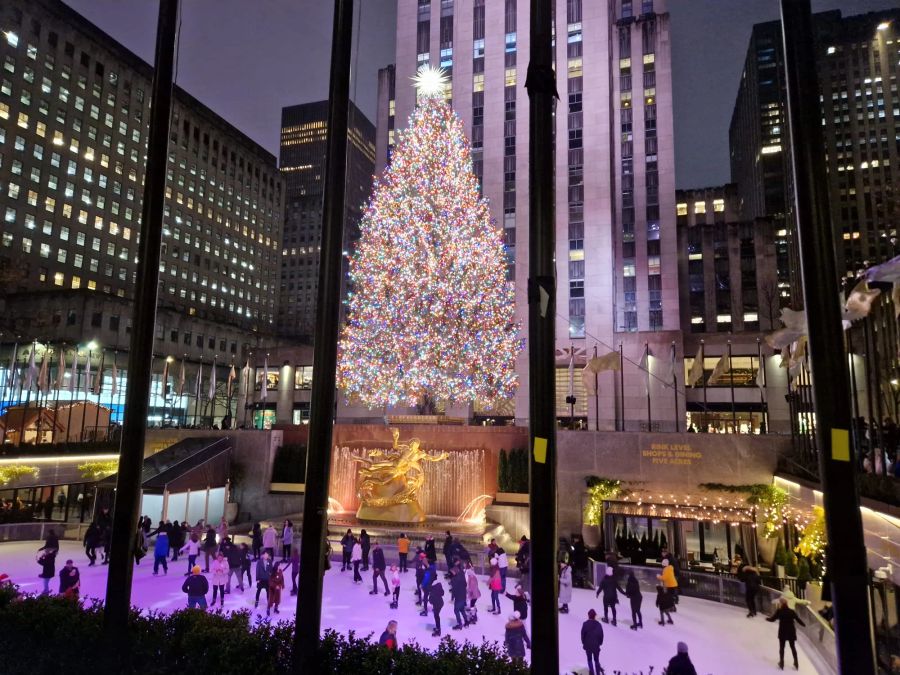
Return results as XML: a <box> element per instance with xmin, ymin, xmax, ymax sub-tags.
<box><xmin>65</xmin><ymin>0</ymin><xmax>894</xmax><ymax>188</ymax></box>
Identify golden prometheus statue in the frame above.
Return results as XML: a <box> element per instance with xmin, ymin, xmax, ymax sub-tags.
<box><xmin>351</xmin><ymin>428</ymin><xmax>448</xmax><ymax>523</ymax></box>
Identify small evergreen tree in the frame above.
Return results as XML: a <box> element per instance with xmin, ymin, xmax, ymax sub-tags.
<box><xmin>498</xmin><ymin>449</ymin><xmax>509</xmax><ymax>492</ymax></box>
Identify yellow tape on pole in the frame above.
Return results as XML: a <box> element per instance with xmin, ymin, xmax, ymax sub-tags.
<box><xmin>831</xmin><ymin>428</ymin><xmax>850</xmax><ymax>462</ymax></box>
<box><xmin>533</xmin><ymin>437</ymin><xmax>548</xmax><ymax>464</ymax></box>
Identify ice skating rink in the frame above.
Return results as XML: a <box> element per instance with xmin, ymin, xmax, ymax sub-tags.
<box><xmin>0</xmin><ymin>541</ymin><xmax>832</xmax><ymax>674</ymax></box>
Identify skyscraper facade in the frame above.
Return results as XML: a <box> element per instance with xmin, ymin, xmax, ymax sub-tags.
<box><xmin>375</xmin><ymin>0</ymin><xmax>680</xmax><ymax>429</ymax></box>
<box><xmin>278</xmin><ymin>101</ymin><xmax>375</xmax><ymax>340</ymax></box>
<box><xmin>729</xmin><ymin>9</ymin><xmax>899</xmax><ymax>293</ymax></box>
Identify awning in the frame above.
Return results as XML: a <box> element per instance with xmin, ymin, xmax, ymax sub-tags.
<box><xmin>605</xmin><ymin>500</ymin><xmax>754</xmax><ymax>524</ymax></box>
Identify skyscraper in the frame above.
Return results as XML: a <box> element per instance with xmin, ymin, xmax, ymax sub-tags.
<box><xmin>278</xmin><ymin>101</ymin><xmax>375</xmax><ymax>340</ymax></box>
<box><xmin>375</xmin><ymin>0</ymin><xmax>681</xmax><ymax>429</ymax></box>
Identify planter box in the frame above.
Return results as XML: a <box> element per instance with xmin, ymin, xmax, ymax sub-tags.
<box><xmin>495</xmin><ymin>491</ymin><xmax>529</xmax><ymax>505</ymax></box>
<box><xmin>270</xmin><ymin>482</ymin><xmax>306</xmax><ymax>493</ymax></box>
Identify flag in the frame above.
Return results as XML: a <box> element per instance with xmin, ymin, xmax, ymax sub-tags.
<box><xmin>5</xmin><ymin>346</ymin><xmax>17</xmax><ymax>393</ymax></box>
<box><xmin>110</xmin><ymin>362</ymin><xmax>118</xmax><ymax>397</ymax></box>
<box><xmin>844</xmin><ymin>280</ymin><xmax>880</xmax><ymax>322</ymax></box>
<box><xmin>865</xmin><ymin>253</ymin><xmax>900</xmax><ymax>284</ymax></box>
<box><xmin>177</xmin><ymin>358</ymin><xmax>186</xmax><ymax>397</ymax></box>
<box><xmin>24</xmin><ymin>348</ymin><xmax>37</xmax><ymax>392</ymax></box>
<box><xmin>93</xmin><ymin>352</ymin><xmax>104</xmax><ymax>396</ymax></box>
<box><xmin>261</xmin><ymin>357</ymin><xmax>269</xmax><ymax>400</ymax></box>
<box><xmin>242</xmin><ymin>359</ymin><xmax>251</xmax><ymax>395</ymax></box>
<box><xmin>765</xmin><ymin>307</ymin><xmax>807</xmax><ymax>350</ymax></box>
<box><xmin>707</xmin><ymin>353</ymin><xmax>729</xmax><ymax>385</ymax></box>
<box><xmin>581</xmin><ymin>351</ymin><xmax>621</xmax><ymax>394</ymax></box>
<box><xmin>160</xmin><ymin>359</ymin><xmax>169</xmax><ymax>397</ymax></box>
<box><xmin>68</xmin><ymin>353</ymin><xmax>78</xmax><ymax>393</ymax></box>
<box><xmin>755</xmin><ymin>355</ymin><xmax>766</xmax><ymax>400</ymax></box>
<box><xmin>208</xmin><ymin>360</ymin><xmax>217</xmax><ymax>400</ymax></box>
<box><xmin>195</xmin><ymin>362</ymin><xmax>204</xmax><ymax>400</ymax></box>
<box><xmin>37</xmin><ymin>352</ymin><xmax>49</xmax><ymax>395</ymax></box>
<box><xmin>83</xmin><ymin>354</ymin><xmax>92</xmax><ymax>395</ymax></box>
<box><xmin>664</xmin><ymin>343</ymin><xmax>677</xmax><ymax>384</ymax></box>
<box><xmin>55</xmin><ymin>349</ymin><xmax>66</xmax><ymax>390</ymax></box>
<box><xmin>227</xmin><ymin>364</ymin><xmax>236</xmax><ymax>398</ymax></box>
<box><xmin>779</xmin><ymin>345</ymin><xmax>790</xmax><ymax>369</ymax></box>
<box><xmin>687</xmin><ymin>345</ymin><xmax>704</xmax><ymax>387</ymax></box>
<box><xmin>789</xmin><ymin>337</ymin><xmax>808</xmax><ymax>384</ymax></box>
<box><xmin>638</xmin><ymin>346</ymin><xmax>651</xmax><ymax>396</ymax></box>
<box><xmin>567</xmin><ymin>349</ymin><xmax>575</xmax><ymax>399</ymax></box>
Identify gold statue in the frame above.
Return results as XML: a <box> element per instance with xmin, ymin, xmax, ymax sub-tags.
<box><xmin>351</xmin><ymin>428</ymin><xmax>448</xmax><ymax>522</ymax></box>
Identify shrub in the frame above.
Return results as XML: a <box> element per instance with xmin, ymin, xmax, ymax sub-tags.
<box><xmin>0</xmin><ymin>591</ymin><xmax>528</xmax><ymax>675</ymax></box>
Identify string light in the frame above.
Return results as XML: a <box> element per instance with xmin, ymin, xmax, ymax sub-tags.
<box><xmin>337</xmin><ymin>83</ymin><xmax>522</xmax><ymax>409</ymax></box>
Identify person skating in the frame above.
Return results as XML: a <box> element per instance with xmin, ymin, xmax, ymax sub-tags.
<box><xmin>360</xmin><ymin>528</ymin><xmax>371</xmax><ymax>572</ymax></box>
<box><xmin>83</xmin><ymin>522</ymin><xmax>100</xmax><ymax>566</ymax></box>
<box><xmin>493</xmin><ymin>545</ymin><xmax>509</xmax><ymax>591</ymax></box>
<box><xmin>262</xmin><ymin>524</ymin><xmax>277</xmax><ymax>559</ymax></box>
<box><xmin>465</xmin><ymin>560</ymin><xmax>481</xmax><ymax>610</ymax></box>
<box><xmin>595</xmin><ymin>567</ymin><xmax>622</xmax><ymax>625</ymax></box>
<box><xmin>581</xmin><ymin>608</ymin><xmax>604</xmax><ymax>675</ymax></box>
<box><xmin>503</xmin><ymin>611</ymin><xmax>531</xmax><ymax>665</ymax></box>
<box><xmin>656</xmin><ymin>558</ymin><xmax>678</xmax><ymax>613</ymax></box>
<box><xmin>180</xmin><ymin>532</ymin><xmax>201</xmax><ymax>575</ymax></box>
<box><xmin>351</xmin><ymin>538</ymin><xmax>363</xmax><ymax>584</ymax></box>
<box><xmin>428</xmin><ymin>579</ymin><xmax>445</xmax><ymax>636</ymax></box>
<box><xmin>37</xmin><ymin>545</ymin><xmax>57</xmax><ymax>595</ymax></box>
<box><xmin>624</xmin><ymin>570</ymin><xmax>644</xmax><ymax>629</ymax></box>
<box><xmin>656</xmin><ymin>585</ymin><xmax>675</xmax><ymax>625</ymax></box>
<box><xmin>289</xmin><ymin>547</ymin><xmax>300</xmax><ymax>596</ymax></box>
<box><xmin>450</xmin><ymin>565</ymin><xmax>469</xmax><ymax>629</ymax></box>
<box><xmin>370</xmin><ymin>541</ymin><xmax>389</xmax><ymax>595</ymax></box>
<box><xmin>442</xmin><ymin>530</ymin><xmax>454</xmax><ymax>571</ymax></box>
<box><xmin>251</xmin><ymin>522</ymin><xmax>263</xmax><ymax>560</ymax></box>
<box><xmin>281</xmin><ymin>519</ymin><xmax>294</xmax><ymax>561</ymax></box>
<box><xmin>515</xmin><ymin>535</ymin><xmax>531</xmax><ymax>591</ymax></box>
<box><xmin>666</xmin><ymin>641</ymin><xmax>698</xmax><ymax>675</ymax></box>
<box><xmin>420</xmin><ymin>559</ymin><xmax>437</xmax><ymax>615</ymax></box>
<box><xmin>505</xmin><ymin>584</ymin><xmax>529</xmax><ymax>621</ymax></box>
<box><xmin>741</xmin><ymin>564</ymin><xmax>761</xmax><ymax>617</ymax></box>
<box><xmin>255</xmin><ymin>552</ymin><xmax>273</xmax><ymax>609</ymax></box>
<box><xmin>210</xmin><ymin>552</ymin><xmax>228</xmax><ymax>607</ymax></box>
<box><xmin>169</xmin><ymin>520</ymin><xmax>184</xmax><ymax>562</ymax></box>
<box><xmin>133</xmin><ymin>526</ymin><xmax>147</xmax><ymax>566</ymax></box>
<box><xmin>58</xmin><ymin>559</ymin><xmax>80</xmax><ymax>599</ymax></box>
<box><xmin>414</xmin><ymin>551</ymin><xmax>428</xmax><ymax>605</ymax></box>
<box><xmin>424</xmin><ymin>536</ymin><xmax>437</xmax><ymax>565</ymax></box>
<box><xmin>379</xmin><ymin>620</ymin><xmax>398</xmax><ymax>650</ymax></box>
<box><xmin>202</xmin><ymin>525</ymin><xmax>217</xmax><ymax>572</ymax></box>
<box><xmin>267</xmin><ymin>562</ymin><xmax>285</xmax><ymax>616</ymax></box>
<box><xmin>397</xmin><ymin>533</ymin><xmax>410</xmax><ymax>572</ymax></box>
<box><xmin>767</xmin><ymin>598</ymin><xmax>806</xmax><ymax>670</ymax></box>
<box><xmin>216</xmin><ymin>516</ymin><xmax>229</xmax><ymax>543</ymax></box>
<box><xmin>223</xmin><ymin>537</ymin><xmax>243</xmax><ymax>592</ymax></box>
<box><xmin>558</xmin><ymin>560</ymin><xmax>573</xmax><ymax>613</ymax></box>
<box><xmin>660</xmin><ymin>549</ymin><xmax>680</xmax><ymax>608</ymax></box>
<box><xmin>240</xmin><ymin>543</ymin><xmax>253</xmax><ymax>588</ymax></box>
<box><xmin>487</xmin><ymin>559</ymin><xmax>503</xmax><ymax>614</ymax></box>
<box><xmin>390</xmin><ymin>564</ymin><xmax>401</xmax><ymax>608</ymax></box>
<box><xmin>340</xmin><ymin>529</ymin><xmax>354</xmax><ymax>571</ymax></box>
<box><xmin>182</xmin><ymin>565</ymin><xmax>209</xmax><ymax>609</ymax></box>
<box><xmin>152</xmin><ymin>529</ymin><xmax>169</xmax><ymax>576</ymax></box>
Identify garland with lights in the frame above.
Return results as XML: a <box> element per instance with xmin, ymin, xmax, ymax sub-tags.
<box><xmin>0</xmin><ymin>465</ymin><xmax>39</xmax><ymax>486</ymax></box>
<box><xmin>77</xmin><ymin>460</ymin><xmax>119</xmax><ymax>480</ymax></box>
<box><xmin>337</xmin><ymin>66</ymin><xmax>521</xmax><ymax>410</ymax></box>
<box><xmin>583</xmin><ymin>476</ymin><xmax>631</xmax><ymax>526</ymax></box>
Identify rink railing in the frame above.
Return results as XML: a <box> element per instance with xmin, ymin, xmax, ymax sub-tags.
<box><xmin>593</xmin><ymin>561</ymin><xmax>838</xmax><ymax>675</ymax></box>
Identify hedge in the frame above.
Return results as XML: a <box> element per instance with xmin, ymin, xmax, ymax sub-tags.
<box><xmin>0</xmin><ymin>585</ymin><xmax>527</xmax><ymax>675</ymax></box>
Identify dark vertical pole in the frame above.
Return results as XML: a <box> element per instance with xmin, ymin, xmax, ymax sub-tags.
<box><xmin>525</xmin><ymin>0</ymin><xmax>558</xmax><ymax>670</ymax></box>
<box><xmin>728</xmin><ymin>341</ymin><xmax>736</xmax><ymax>432</ymax></box>
<box><xmin>293</xmin><ymin>1</ymin><xmax>353</xmax><ymax>671</ymax></box>
<box><xmin>645</xmin><ymin>342</ymin><xmax>651</xmax><ymax>429</ymax></box>
<box><xmin>672</xmin><ymin>341</ymin><xmax>679</xmax><ymax>432</ymax></box>
<box><xmin>780</xmin><ymin>2</ymin><xmax>877</xmax><ymax>671</ymax></box>
<box><xmin>103</xmin><ymin>0</ymin><xmax>178</xmax><ymax>638</ymax></box>
<box><xmin>701</xmin><ymin>340</ymin><xmax>708</xmax><ymax>431</ymax></box>
<box><xmin>593</xmin><ymin>345</ymin><xmax>599</xmax><ymax>431</ymax></box>
<box><xmin>847</xmin><ymin>329</ymin><xmax>862</xmax><ymax>455</ymax></box>
<box><xmin>868</xmin><ymin>316</ymin><xmax>887</xmax><ymax>475</ymax></box>
<box><xmin>618</xmin><ymin>343</ymin><xmax>625</xmax><ymax>431</ymax></box>
<box><xmin>757</xmin><ymin>339</ymin><xmax>768</xmax><ymax>432</ymax></box>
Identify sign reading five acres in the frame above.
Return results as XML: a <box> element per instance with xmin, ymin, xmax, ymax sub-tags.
<box><xmin>642</xmin><ymin>443</ymin><xmax>704</xmax><ymax>466</ymax></box>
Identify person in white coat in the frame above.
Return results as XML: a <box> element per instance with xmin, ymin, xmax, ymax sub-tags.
<box><xmin>351</xmin><ymin>539</ymin><xmax>363</xmax><ymax>583</ymax></box>
<box><xmin>262</xmin><ymin>524</ymin><xmax>277</xmax><ymax>559</ymax></box>
<box><xmin>559</xmin><ymin>560</ymin><xmax>573</xmax><ymax>613</ymax></box>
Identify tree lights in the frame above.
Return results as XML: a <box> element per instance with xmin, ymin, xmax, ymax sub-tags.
<box><xmin>337</xmin><ymin>72</ymin><xmax>521</xmax><ymax>410</ymax></box>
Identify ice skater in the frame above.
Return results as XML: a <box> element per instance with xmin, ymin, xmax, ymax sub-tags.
<box><xmin>397</xmin><ymin>533</ymin><xmax>410</xmax><ymax>572</ymax></box>
<box><xmin>351</xmin><ymin>537</ymin><xmax>363</xmax><ymax>584</ymax></box>
<box><xmin>767</xmin><ymin>597</ymin><xmax>805</xmax><ymax>670</ymax></box>
<box><xmin>558</xmin><ymin>560</ymin><xmax>572</xmax><ymax>614</ymax></box>
<box><xmin>666</xmin><ymin>641</ymin><xmax>698</xmax><ymax>675</ymax></box>
<box><xmin>370</xmin><ymin>541</ymin><xmax>389</xmax><ymax>596</ymax></box>
<box><xmin>465</xmin><ymin>561</ymin><xmax>481</xmax><ymax>610</ymax></box>
<box><xmin>240</xmin><ymin>543</ymin><xmax>253</xmax><ymax>588</ymax></box>
<box><xmin>428</xmin><ymin>579</ymin><xmax>445</xmax><ymax>637</ymax></box>
<box><xmin>656</xmin><ymin>585</ymin><xmax>675</xmax><ymax>625</ymax></box>
<box><xmin>289</xmin><ymin>546</ymin><xmax>300</xmax><ymax>596</ymax></box>
<box><xmin>487</xmin><ymin>559</ymin><xmax>503</xmax><ymax>614</ymax></box>
<box><xmin>210</xmin><ymin>552</ymin><xmax>228</xmax><ymax>607</ymax></box>
<box><xmin>262</xmin><ymin>523</ymin><xmax>277</xmax><ymax>559</ymax></box>
<box><xmin>180</xmin><ymin>532</ymin><xmax>201</xmax><ymax>576</ymax></box>
<box><xmin>83</xmin><ymin>523</ymin><xmax>100</xmax><ymax>566</ymax></box>
<box><xmin>624</xmin><ymin>570</ymin><xmax>643</xmax><ymax>629</ymax></box>
<box><xmin>58</xmin><ymin>559</ymin><xmax>80</xmax><ymax>599</ymax></box>
<box><xmin>390</xmin><ymin>565</ymin><xmax>401</xmax><ymax>608</ymax></box>
<box><xmin>450</xmin><ymin>564</ymin><xmax>469</xmax><ymax>630</ymax></box>
<box><xmin>379</xmin><ymin>620</ymin><xmax>398</xmax><ymax>650</ymax></box>
<box><xmin>340</xmin><ymin>529</ymin><xmax>354</xmax><ymax>571</ymax></box>
<box><xmin>741</xmin><ymin>564</ymin><xmax>761</xmax><ymax>617</ymax></box>
<box><xmin>152</xmin><ymin>528</ymin><xmax>169</xmax><ymax>576</ymax></box>
<box><xmin>595</xmin><ymin>567</ymin><xmax>622</xmax><ymax>625</ymax></box>
<box><xmin>251</xmin><ymin>522</ymin><xmax>262</xmax><ymax>560</ymax></box>
<box><xmin>580</xmin><ymin>609</ymin><xmax>604</xmax><ymax>675</ymax></box>
<box><xmin>414</xmin><ymin>551</ymin><xmax>428</xmax><ymax>605</ymax></box>
<box><xmin>255</xmin><ymin>552</ymin><xmax>273</xmax><ymax>609</ymax></box>
<box><xmin>182</xmin><ymin>565</ymin><xmax>209</xmax><ymax>609</ymax></box>
<box><xmin>360</xmin><ymin>529</ymin><xmax>371</xmax><ymax>572</ymax></box>
<box><xmin>503</xmin><ymin>611</ymin><xmax>531</xmax><ymax>665</ymax></box>
<box><xmin>281</xmin><ymin>519</ymin><xmax>294</xmax><ymax>561</ymax></box>
<box><xmin>37</xmin><ymin>545</ymin><xmax>57</xmax><ymax>595</ymax></box>
<box><xmin>420</xmin><ymin>558</ymin><xmax>437</xmax><ymax>615</ymax></box>
<box><xmin>505</xmin><ymin>584</ymin><xmax>529</xmax><ymax>621</ymax></box>
<box><xmin>267</xmin><ymin>562</ymin><xmax>285</xmax><ymax>616</ymax></box>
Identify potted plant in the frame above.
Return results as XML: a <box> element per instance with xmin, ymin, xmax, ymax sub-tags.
<box><xmin>225</xmin><ymin>460</ymin><xmax>245</xmax><ymax>523</ymax></box>
<box><xmin>773</xmin><ymin>538</ymin><xmax>787</xmax><ymax>579</ymax></box>
<box><xmin>796</xmin><ymin>556</ymin><xmax>811</xmax><ymax>596</ymax></box>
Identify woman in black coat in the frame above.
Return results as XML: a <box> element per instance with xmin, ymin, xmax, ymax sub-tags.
<box><xmin>37</xmin><ymin>547</ymin><xmax>57</xmax><ymax>594</ymax></box>
<box><xmin>767</xmin><ymin>598</ymin><xmax>806</xmax><ymax>670</ymax></box>
<box><xmin>625</xmin><ymin>571</ymin><xmax>643</xmax><ymax>629</ymax></box>
<box><xmin>251</xmin><ymin>523</ymin><xmax>263</xmax><ymax>560</ymax></box>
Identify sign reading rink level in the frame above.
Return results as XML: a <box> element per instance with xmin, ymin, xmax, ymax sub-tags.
<box><xmin>642</xmin><ymin>443</ymin><xmax>704</xmax><ymax>466</ymax></box>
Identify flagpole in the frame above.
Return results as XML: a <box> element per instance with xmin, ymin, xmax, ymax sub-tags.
<box><xmin>80</xmin><ymin>348</ymin><xmax>92</xmax><ymax>442</ymax></box>
<box><xmin>64</xmin><ymin>348</ymin><xmax>76</xmax><ymax>444</ymax></box>
<box><xmin>20</xmin><ymin>340</ymin><xmax>37</xmax><ymax>447</ymax></box>
<box><xmin>50</xmin><ymin>344</ymin><xmax>62</xmax><ymax>444</ymax></box>
<box><xmin>618</xmin><ymin>343</ymin><xmax>624</xmax><ymax>431</ymax></box>
<box><xmin>94</xmin><ymin>350</ymin><xmax>104</xmax><ymax>440</ymax></box>
<box><xmin>727</xmin><ymin>340</ymin><xmax>736</xmax><ymax>433</ymax></box>
<box><xmin>593</xmin><ymin>345</ymin><xmax>599</xmax><ymax>431</ymax></box>
<box><xmin>701</xmin><ymin>341</ymin><xmax>707</xmax><ymax>432</ymax></box>
<box><xmin>568</xmin><ymin>344</ymin><xmax>575</xmax><ymax>429</ymax></box>
<box><xmin>644</xmin><ymin>342</ymin><xmax>651</xmax><ymax>430</ymax></box>
<box><xmin>35</xmin><ymin>345</ymin><xmax>47</xmax><ymax>444</ymax></box>
<box><xmin>757</xmin><ymin>338</ymin><xmax>767</xmax><ymax>433</ymax></box>
<box><xmin>846</xmin><ymin>330</ymin><xmax>862</xmax><ymax>453</ymax></box>
<box><xmin>672</xmin><ymin>341</ymin><xmax>679</xmax><ymax>433</ymax></box>
<box><xmin>193</xmin><ymin>357</ymin><xmax>202</xmax><ymax>427</ymax></box>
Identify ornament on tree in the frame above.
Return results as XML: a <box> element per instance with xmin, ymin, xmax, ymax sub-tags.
<box><xmin>337</xmin><ymin>66</ymin><xmax>522</xmax><ymax>410</ymax></box>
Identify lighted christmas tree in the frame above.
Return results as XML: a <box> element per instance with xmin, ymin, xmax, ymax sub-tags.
<box><xmin>337</xmin><ymin>67</ymin><xmax>521</xmax><ymax>410</ymax></box>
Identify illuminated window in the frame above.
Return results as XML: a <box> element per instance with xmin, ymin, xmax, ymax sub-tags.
<box><xmin>694</xmin><ymin>201</ymin><xmax>706</xmax><ymax>214</ymax></box>
<box><xmin>643</xmin><ymin>53</ymin><xmax>655</xmax><ymax>65</ymax></box>
<box><xmin>71</xmin><ymin>275</ymin><xmax>81</xmax><ymax>288</ymax></box>
<box><xmin>54</xmin><ymin>272</ymin><xmax>64</xmax><ymax>286</ymax></box>
<box><xmin>568</xmin><ymin>58</ymin><xmax>583</xmax><ymax>77</ymax></box>
<box><xmin>473</xmin><ymin>73</ymin><xmax>484</xmax><ymax>92</ymax></box>
<box><xmin>676</xmin><ymin>202</ymin><xmax>688</xmax><ymax>216</ymax></box>
<box><xmin>713</xmin><ymin>198</ymin><xmax>725</xmax><ymax>212</ymax></box>
<box><xmin>505</xmin><ymin>68</ymin><xmax>516</xmax><ymax>86</ymax></box>
<box><xmin>0</xmin><ymin>102</ymin><xmax>9</xmax><ymax>119</ymax></box>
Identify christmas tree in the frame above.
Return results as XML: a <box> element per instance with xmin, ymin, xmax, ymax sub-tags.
<box><xmin>337</xmin><ymin>67</ymin><xmax>521</xmax><ymax>410</ymax></box>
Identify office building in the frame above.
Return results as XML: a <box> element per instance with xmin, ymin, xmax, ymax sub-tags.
<box><xmin>278</xmin><ymin>100</ymin><xmax>375</xmax><ymax>340</ymax></box>
<box><xmin>374</xmin><ymin>0</ymin><xmax>681</xmax><ymax>429</ymax></box>
<box><xmin>0</xmin><ymin>0</ymin><xmax>284</xmax><ymax>428</ymax></box>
